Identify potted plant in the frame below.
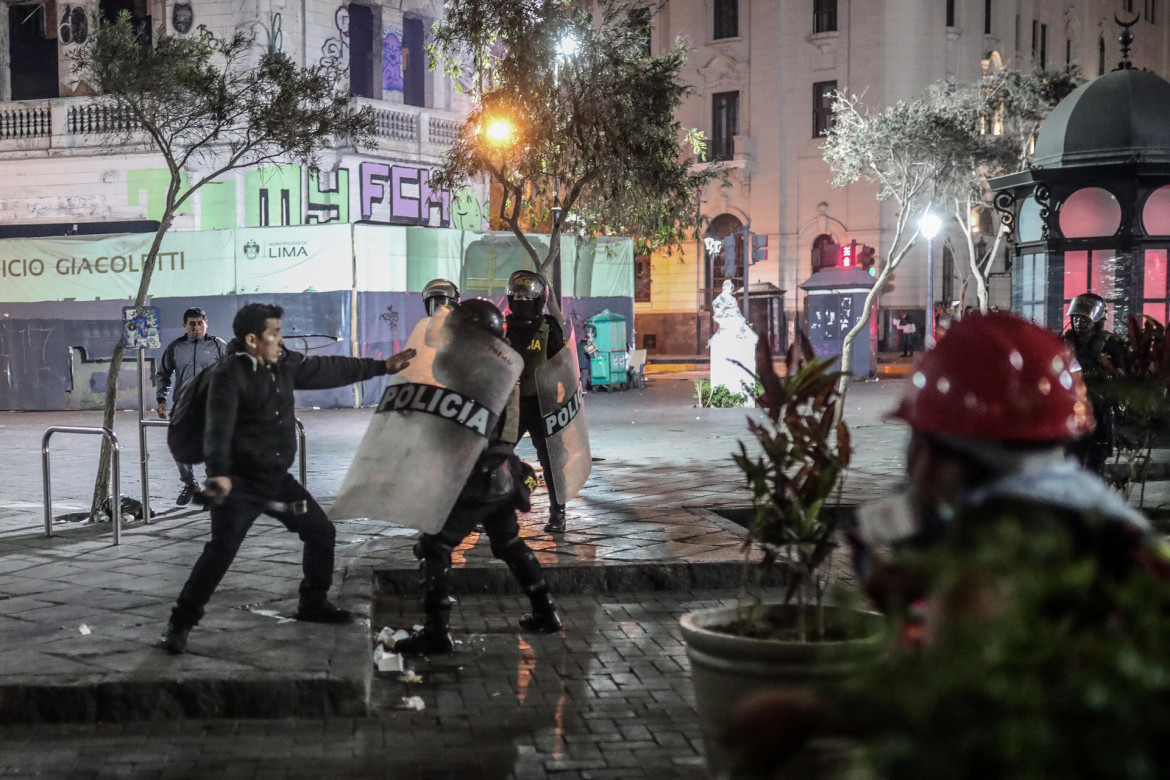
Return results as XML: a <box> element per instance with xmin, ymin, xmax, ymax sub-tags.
<box><xmin>679</xmin><ymin>334</ymin><xmax>882</xmax><ymax>778</ymax></box>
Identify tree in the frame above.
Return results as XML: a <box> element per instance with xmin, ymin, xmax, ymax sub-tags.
<box><xmin>73</xmin><ymin>13</ymin><xmax>373</xmax><ymax>520</ymax></box>
<box><xmin>822</xmin><ymin>91</ymin><xmax>986</xmax><ymax>406</ymax></box>
<box><xmin>427</xmin><ymin>0</ymin><xmax>716</xmax><ymax>320</ymax></box>
<box><xmin>945</xmin><ymin>66</ymin><xmax>1082</xmax><ymax>314</ymax></box>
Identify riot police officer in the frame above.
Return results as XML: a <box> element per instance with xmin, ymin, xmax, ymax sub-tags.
<box><xmin>422</xmin><ymin>278</ymin><xmax>460</xmax><ymax>316</ymax></box>
<box><xmin>505</xmin><ymin>270</ymin><xmax>570</xmax><ymax>533</ymax></box>
<box><xmin>393</xmin><ymin>299</ymin><xmax>564</xmax><ymax>656</ymax></box>
<box><xmin>1063</xmin><ymin>292</ymin><xmax>1124</xmax><ymax>473</ymax></box>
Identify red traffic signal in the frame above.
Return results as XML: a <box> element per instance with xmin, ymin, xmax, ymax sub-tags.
<box><xmin>839</xmin><ymin>241</ymin><xmax>856</xmax><ymax>267</ymax></box>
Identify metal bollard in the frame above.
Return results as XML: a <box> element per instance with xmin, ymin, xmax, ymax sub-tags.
<box><xmin>42</xmin><ymin>426</ymin><xmax>123</xmax><ymax>544</ymax></box>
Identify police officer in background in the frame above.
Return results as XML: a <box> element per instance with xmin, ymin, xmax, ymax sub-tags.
<box><xmin>394</xmin><ymin>299</ymin><xmax>563</xmax><ymax>656</ymax></box>
<box><xmin>1063</xmin><ymin>292</ymin><xmax>1124</xmax><ymax>474</ymax></box>
<box><xmin>422</xmin><ymin>278</ymin><xmax>460</xmax><ymax>316</ymax></box>
<box><xmin>505</xmin><ymin>270</ymin><xmax>569</xmax><ymax>533</ymax></box>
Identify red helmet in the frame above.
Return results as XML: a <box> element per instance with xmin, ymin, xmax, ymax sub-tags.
<box><xmin>889</xmin><ymin>311</ymin><xmax>1094</xmax><ymax>442</ymax></box>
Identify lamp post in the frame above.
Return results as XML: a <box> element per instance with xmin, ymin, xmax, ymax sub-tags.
<box><xmin>918</xmin><ymin>212</ymin><xmax>943</xmax><ymax>348</ymax></box>
<box><xmin>548</xmin><ymin>32</ymin><xmax>579</xmax><ymax>309</ymax></box>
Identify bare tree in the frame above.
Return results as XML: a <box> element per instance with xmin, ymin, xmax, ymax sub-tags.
<box><xmin>73</xmin><ymin>12</ymin><xmax>373</xmax><ymax>520</ymax></box>
<box><xmin>822</xmin><ymin>91</ymin><xmax>986</xmax><ymax>411</ymax></box>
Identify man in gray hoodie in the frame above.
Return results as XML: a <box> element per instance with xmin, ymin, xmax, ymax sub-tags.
<box><xmin>156</xmin><ymin>307</ymin><xmax>227</xmax><ymax>505</ymax></box>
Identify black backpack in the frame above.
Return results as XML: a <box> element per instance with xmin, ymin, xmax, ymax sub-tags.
<box><xmin>167</xmin><ymin>358</ymin><xmax>226</xmax><ymax>465</ymax></box>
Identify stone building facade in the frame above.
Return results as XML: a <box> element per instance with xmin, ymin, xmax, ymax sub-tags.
<box><xmin>636</xmin><ymin>0</ymin><xmax>1170</xmax><ymax>356</ymax></box>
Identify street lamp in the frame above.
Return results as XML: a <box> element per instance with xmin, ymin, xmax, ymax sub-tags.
<box><xmin>548</xmin><ymin>31</ymin><xmax>579</xmax><ymax>309</ymax></box>
<box><xmin>918</xmin><ymin>211</ymin><xmax>943</xmax><ymax>348</ymax></box>
<box><xmin>482</xmin><ymin>116</ymin><xmax>517</xmax><ymax>149</ymax></box>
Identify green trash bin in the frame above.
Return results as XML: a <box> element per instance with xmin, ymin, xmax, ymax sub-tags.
<box><xmin>587</xmin><ymin>310</ymin><xmax>629</xmax><ymax>391</ymax></box>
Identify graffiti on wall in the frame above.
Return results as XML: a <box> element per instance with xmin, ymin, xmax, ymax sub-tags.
<box><xmin>58</xmin><ymin>5</ymin><xmax>88</xmax><ymax>43</ymax></box>
<box><xmin>382</xmin><ymin>24</ymin><xmax>403</xmax><ymax>92</ymax></box>
<box><xmin>172</xmin><ymin>0</ymin><xmax>194</xmax><ymax>34</ymax></box>
<box><xmin>118</xmin><ymin>164</ymin><xmax>486</xmax><ymax>230</ymax></box>
<box><xmin>307</xmin><ymin>168</ymin><xmax>350</xmax><ymax>224</ymax></box>
<box><xmin>360</xmin><ymin>162</ymin><xmax>448</xmax><ymax>224</ymax></box>
<box><xmin>321</xmin><ymin>6</ymin><xmax>350</xmax><ymax>74</ymax></box>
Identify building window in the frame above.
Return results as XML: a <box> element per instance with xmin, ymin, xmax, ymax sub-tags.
<box><xmin>1148</xmin><ymin>0</ymin><xmax>1157</xmax><ymax>23</ymax></box>
<box><xmin>9</xmin><ymin>3</ymin><xmax>58</xmax><ymax>100</ymax></box>
<box><xmin>1124</xmin><ymin>0</ymin><xmax>1135</xmax><ymax>12</ymax></box>
<box><xmin>813</xmin><ymin>0</ymin><xmax>837</xmax><ymax>33</ymax></box>
<box><xmin>402</xmin><ymin>16</ymin><xmax>426</xmax><ymax>107</ymax></box>
<box><xmin>634</xmin><ymin>254</ymin><xmax>652</xmax><ymax>302</ymax></box>
<box><xmin>1099</xmin><ymin>36</ymin><xmax>1106</xmax><ymax>75</ymax></box>
<box><xmin>813</xmin><ymin>80</ymin><xmax>837</xmax><ymax>137</ymax></box>
<box><xmin>710</xmin><ymin>91</ymin><xmax>738</xmax><ymax>161</ymax></box>
<box><xmin>946</xmin><ymin>0</ymin><xmax>956</xmax><ymax>27</ymax></box>
<box><xmin>1040</xmin><ymin>24</ymin><xmax>1047</xmax><ymax>67</ymax></box>
<box><xmin>1014</xmin><ymin>252</ymin><xmax>1048</xmax><ymax>327</ymax></box>
<box><xmin>1066</xmin><ymin>37</ymin><xmax>1072</xmax><ymax>65</ymax></box>
<box><xmin>713</xmin><ymin>0</ymin><xmax>738</xmax><ymax>39</ymax></box>
<box><xmin>348</xmin><ymin>4</ymin><xmax>376</xmax><ymax>99</ymax></box>
<box><xmin>631</xmin><ymin>6</ymin><xmax>652</xmax><ymax>55</ymax></box>
<box><xmin>984</xmin><ymin>0</ymin><xmax>992</xmax><ymax>34</ymax></box>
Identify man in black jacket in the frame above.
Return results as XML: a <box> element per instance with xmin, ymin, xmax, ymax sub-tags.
<box><xmin>156</xmin><ymin>307</ymin><xmax>227</xmax><ymax>506</ymax></box>
<box><xmin>157</xmin><ymin>303</ymin><xmax>415</xmax><ymax>654</ymax></box>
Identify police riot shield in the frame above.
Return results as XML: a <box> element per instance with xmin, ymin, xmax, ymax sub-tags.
<box><xmin>534</xmin><ymin>329</ymin><xmax>592</xmax><ymax>501</ymax></box>
<box><xmin>330</xmin><ymin>307</ymin><xmax>524</xmax><ymax>533</ymax></box>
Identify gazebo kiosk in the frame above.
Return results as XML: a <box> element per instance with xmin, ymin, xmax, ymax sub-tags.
<box><xmin>990</xmin><ymin>32</ymin><xmax>1170</xmax><ymax>332</ymax></box>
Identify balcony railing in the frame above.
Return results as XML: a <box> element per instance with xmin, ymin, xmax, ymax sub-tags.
<box><xmin>0</xmin><ymin>102</ymin><xmax>52</xmax><ymax>141</ymax></box>
<box><xmin>66</xmin><ymin>101</ymin><xmax>141</xmax><ymax>134</ymax></box>
<box><xmin>0</xmin><ymin>96</ymin><xmax>467</xmax><ymax>156</ymax></box>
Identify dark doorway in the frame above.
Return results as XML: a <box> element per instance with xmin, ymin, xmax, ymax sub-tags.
<box><xmin>349</xmin><ymin>4</ymin><xmax>375</xmax><ymax>99</ymax></box>
<box><xmin>403</xmin><ymin>16</ymin><xmax>426</xmax><ymax>107</ymax></box>
<box><xmin>9</xmin><ymin>3</ymin><xmax>58</xmax><ymax>100</ymax></box>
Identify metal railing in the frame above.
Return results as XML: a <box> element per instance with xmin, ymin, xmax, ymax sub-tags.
<box><xmin>42</xmin><ymin>426</ymin><xmax>123</xmax><ymax>544</ymax></box>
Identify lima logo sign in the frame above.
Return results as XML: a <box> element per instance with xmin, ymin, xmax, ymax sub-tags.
<box><xmin>241</xmin><ymin>239</ymin><xmax>309</xmax><ymax>260</ymax></box>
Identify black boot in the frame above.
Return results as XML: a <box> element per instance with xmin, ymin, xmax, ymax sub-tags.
<box><xmin>499</xmin><ymin>541</ymin><xmax>563</xmax><ymax>633</ymax></box>
<box><xmin>156</xmin><ymin>621</ymin><xmax>191</xmax><ymax>654</ymax></box>
<box><xmin>520</xmin><ymin>587</ymin><xmax>563</xmax><ymax>633</ymax></box>
<box><xmin>394</xmin><ymin>607</ymin><xmax>454</xmax><ymax>656</ymax></box>
<box><xmin>543</xmin><ymin>504</ymin><xmax>566</xmax><ymax>534</ymax></box>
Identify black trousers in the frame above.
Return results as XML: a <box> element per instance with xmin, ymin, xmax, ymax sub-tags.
<box><xmin>171</xmin><ymin>473</ymin><xmax>335</xmax><ymax>628</ymax></box>
<box><xmin>517</xmin><ymin>396</ymin><xmax>560</xmax><ymax>508</ymax></box>
<box><xmin>416</xmin><ymin>495</ymin><xmax>546</xmax><ymax>615</ymax></box>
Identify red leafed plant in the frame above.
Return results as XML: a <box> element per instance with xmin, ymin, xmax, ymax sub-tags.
<box><xmin>731</xmin><ymin>332</ymin><xmax>853</xmax><ymax>641</ymax></box>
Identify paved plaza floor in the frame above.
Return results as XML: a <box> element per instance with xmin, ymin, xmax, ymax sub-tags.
<box><xmin>0</xmin><ymin>371</ymin><xmax>910</xmax><ymax>777</ymax></box>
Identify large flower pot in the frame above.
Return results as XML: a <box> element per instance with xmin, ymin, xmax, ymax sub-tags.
<box><xmin>680</xmin><ymin>603</ymin><xmax>883</xmax><ymax>779</ymax></box>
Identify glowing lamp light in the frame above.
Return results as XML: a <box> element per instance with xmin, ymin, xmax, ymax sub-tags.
<box><xmin>482</xmin><ymin>117</ymin><xmax>516</xmax><ymax>148</ymax></box>
<box><xmin>840</xmin><ymin>243</ymin><xmax>854</xmax><ymax>267</ymax></box>
<box><xmin>918</xmin><ymin>212</ymin><xmax>943</xmax><ymax>239</ymax></box>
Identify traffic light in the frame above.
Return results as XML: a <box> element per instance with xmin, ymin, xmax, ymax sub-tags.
<box><xmin>721</xmin><ymin>235</ymin><xmax>738</xmax><ymax>278</ymax></box>
<box><xmin>840</xmin><ymin>240</ymin><xmax>857</xmax><ymax>267</ymax></box>
<box><xmin>859</xmin><ymin>244</ymin><xmax>877</xmax><ymax>276</ymax></box>
<box><xmin>751</xmin><ymin>233</ymin><xmax>768</xmax><ymax>263</ymax></box>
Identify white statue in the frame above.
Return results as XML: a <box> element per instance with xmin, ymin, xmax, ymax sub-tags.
<box><xmin>708</xmin><ymin>280</ymin><xmax>759</xmax><ymax>405</ymax></box>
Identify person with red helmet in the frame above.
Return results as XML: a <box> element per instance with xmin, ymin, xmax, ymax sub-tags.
<box><xmin>855</xmin><ymin>310</ymin><xmax>1161</xmax><ymax>615</ymax></box>
<box><xmin>722</xmin><ymin>312</ymin><xmax>1169</xmax><ymax>777</ymax></box>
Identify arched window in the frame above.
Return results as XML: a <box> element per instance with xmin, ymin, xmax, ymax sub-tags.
<box><xmin>811</xmin><ymin>233</ymin><xmax>835</xmax><ymax>273</ymax></box>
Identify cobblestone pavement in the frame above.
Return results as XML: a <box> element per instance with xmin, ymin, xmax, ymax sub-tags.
<box><xmin>0</xmin><ymin>372</ymin><xmax>910</xmax><ymax>777</ymax></box>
